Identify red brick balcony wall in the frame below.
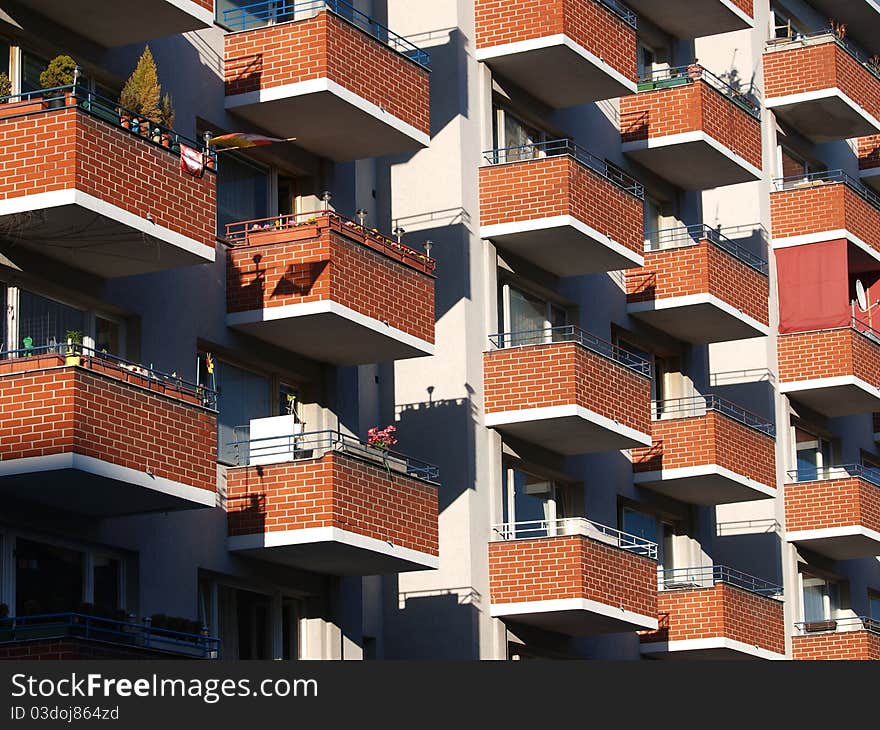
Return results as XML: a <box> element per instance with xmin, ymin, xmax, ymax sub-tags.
<box><xmin>0</xmin><ymin>106</ymin><xmax>216</xmax><ymax>251</ymax></box>
<box><xmin>483</xmin><ymin>342</ymin><xmax>651</xmax><ymax>436</ymax></box>
<box><xmin>488</xmin><ymin>534</ymin><xmax>656</xmax><ymax>618</ymax></box>
<box><xmin>193</xmin><ymin>0</ymin><xmax>213</xmax><ymax>10</ymax></box>
<box><xmin>226</xmin><ymin>218</ymin><xmax>435</xmax><ymax>345</ymax></box>
<box><xmin>792</xmin><ymin>631</ymin><xmax>880</xmax><ymax>660</ymax></box>
<box><xmin>226</xmin><ymin>451</ymin><xmax>439</xmax><ymax>558</ymax></box>
<box><xmin>631</xmin><ymin>411</ymin><xmax>776</xmax><ymax>489</ymax></box>
<box><xmin>0</xmin><ymin>639</ymin><xmax>178</xmax><ymax>660</ymax></box>
<box><xmin>730</xmin><ymin>0</ymin><xmax>753</xmax><ymax>16</ymax></box>
<box><xmin>475</xmin><ymin>0</ymin><xmax>636</xmax><ymax>84</ymax></box>
<box><xmin>479</xmin><ymin>155</ymin><xmax>643</xmax><ymax>257</ymax></box>
<box><xmin>858</xmin><ymin>135</ymin><xmax>880</xmax><ymax>170</ymax></box>
<box><xmin>641</xmin><ymin>584</ymin><xmax>784</xmax><ymax>655</ymax></box>
<box><xmin>624</xmin><ymin>240</ymin><xmax>769</xmax><ymax>325</ymax></box>
<box><xmin>620</xmin><ymin>81</ymin><xmax>762</xmax><ymax>170</ymax></box>
<box><xmin>778</xmin><ymin>329</ymin><xmax>880</xmax><ymax>389</ymax></box>
<box><xmin>785</xmin><ymin>477</ymin><xmax>880</xmax><ymax>534</ymax></box>
<box><xmin>0</xmin><ymin>359</ymin><xmax>217</xmax><ymax>493</ymax></box>
<box><xmin>224</xmin><ymin>11</ymin><xmax>430</xmax><ymax>136</ymax></box>
<box><xmin>764</xmin><ymin>40</ymin><xmax>880</xmax><ymax>122</ymax></box>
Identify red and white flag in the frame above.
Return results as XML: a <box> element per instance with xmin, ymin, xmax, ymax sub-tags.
<box><xmin>179</xmin><ymin>143</ymin><xmax>204</xmax><ymax>178</ymax></box>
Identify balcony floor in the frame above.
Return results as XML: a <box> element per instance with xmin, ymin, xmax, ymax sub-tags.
<box><xmin>627</xmin><ymin>296</ymin><xmax>768</xmax><ymax>344</ymax></box>
<box><xmin>766</xmin><ymin>91</ymin><xmax>880</xmax><ymax>144</ymax></box>
<box><xmin>633</xmin><ymin>467</ymin><xmax>775</xmax><ymax>506</ymax></box>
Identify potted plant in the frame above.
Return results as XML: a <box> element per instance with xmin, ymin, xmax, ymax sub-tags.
<box><xmin>65</xmin><ymin>329</ymin><xmax>83</xmax><ymax>366</ymax></box>
<box><xmin>40</xmin><ymin>54</ymin><xmax>78</xmax><ymax>108</ymax></box>
<box><xmin>119</xmin><ymin>45</ymin><xmax>161</xmax><ymax>140</ymax></box>
<box><xmin>158</xmin><ymin>92</ymin><xmax>174</xmax><ymax>147</ymax></box>
<box><xmin>365</xmin><ymin>424</ymin><xmax>408</xmax><ymax>474</ymax></box>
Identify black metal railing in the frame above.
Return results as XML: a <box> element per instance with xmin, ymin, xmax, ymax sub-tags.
<box><xmin>787</xmin><ymin>463</ymin><xmax>880</xmax><ymax>487</ymax></box>
<box><xmin>795</xmin><ymin>616</ymin><xmax>880</xmax><ymax>636</ymax></box>
<box><xmin>659</xmin><ymin>565</ymin><xmax>783</xmax><ymax>597</ymax></box>
<box><xmin>637</xmin><ymin>64</ymin><xmax>761</xmax><ymax>118</ymax></box>
<box><xmin>772</xmin><ymin>169</ymin><xmax>880</xmax><ymax>214</ymax></box>
<box><xmin>644</xmin><ymin>224</ymin><xmax>768</xmax><ymax>274</ymax></box>
<box><xmin>595</xmin><ymin>0</ymin><xmax>638</xmax><ymax>29</ymax></box>
<box><xmin>482</xmin><ymin>138</ymin><xmax>644</xmax><ymax>199</ymax></box>
<box><xmin>651</xmin><ymin>395</ymin><xmax>775</xmax><ymax>436</ymax></box>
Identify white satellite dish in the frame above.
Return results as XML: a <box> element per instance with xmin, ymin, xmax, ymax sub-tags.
<box><xmin>856</xmin><ymin>279</ymin><xmax>869</xmax><ymax>312</ymax></box>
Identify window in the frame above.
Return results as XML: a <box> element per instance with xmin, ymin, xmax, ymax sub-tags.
<box><xmin>795</xmin><ymin>427</ymin><xmax>833</xmax><ymax>480</ymax></box>
<box><xmin>93</xmin><ymin>556</ymin><xmax>120</xmax><ymax>612</ymax></box>
<box><xmin>95</xmin><ymin>316</ymin><xmax>123</xmax><ymax>356</ymax></box>
<box><xmin>501</xmin><ymin>466</ymin><xmax>578</xmax><ymax>538</ymax></box>
<box><xmin>492</xmin><ymin>105</ymin><xmax>549</xmax><ymax>162</ymax></box>
<box><xmin>15</xmin><ymin>538</ymin><xmax>83</xmax><ymax>615</ymax></box>
<box><xmin>282</xmin><ymin>598</ymin><xmax>305</xmax><ymax>660</ymax></box>
<box><xmin>498</xmin><ymin>281</ymin><xmax>568</xmax><ymax>345</ymax></box>
<box><xmin>17</xmin><ymin>290</ymin><xmax>86</xmax><ymax>353</ymax></box>
<box><xmin>621</xmin><ymin>507</ymin><xmax>675</xmax><ymax>570</ymax></box>
<box><xmin>870</xmin><ymin>590</ymin><xmax>880</xmax><ymax>621</ymax></box>
<box><xmin>216</xmin><ymin>154</ymin><xmax>270</xmax><ymax>235</ymax></box>
<box><xmin>801</xmin><ymin>574</ymin><xmax>841</xmax><ymax>623</ymax></box>
<box><xmin>20</xmin><ymin>50</ymin><xmax>47</xmax><ymax>95</ymax></box>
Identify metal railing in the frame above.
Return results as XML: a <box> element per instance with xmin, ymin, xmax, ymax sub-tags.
<box><xmin>637</xmin><ymin>64</ymin><xmax>761</xmax><ymax>118</ymax></box>
<box><xmin>221</xmin><ymin>0</ymin><xmax>430</xmax><ymax>68</ymax></box>
<box><xmin>853</xmin><ymin>314</ymin><xmax>880</xmax><ymax>346</ymax></box>
<box><xmin>227</xmin><ymin>429</ymin><xmax>440</xmax><ymax>483</ymax></box>
<box><xmin>488</xmin><ymin>325</ymin><xmax>653</xmax><ymax>377</ymax></box>
<box><xmin>795</xmin><ymin>616</ymin><xmax>880</xmax><ymax>636</ymax></box>
<box><xmin>659</xmin><ymin>565</ymin><xmax>782</xmax><ymax>597</ymax></box>
<box><xmin>0</xmin><ymin>613</ymin><xmax>218</xmax><ymax>658</ymax></box>
<box><xmin>787</xmin><ymin>463</ymin><xmax>880</xmax><ymax>488</ymax></box>
<box><xmin>644</xmin><ymin>224</ymin><xmax>768</xmax><ymax>274</ymax></box>
<box><xmin>767</xmin><ymin>28</ymin><xmax>880</xmax><ymax>86</ymax></box>
<box><xmin>772</xmin><ymin>169</ymin><xmax>880</xmax><ymax>214</ymax></box>
<box><xmin>595</xmin><ymin>0</ymin><xmax>637</xmax><ymax>29</ymax></box>
<box><xmin>482</xmin><ymin>138</ymin><xmax>644</xmax><ymax>199</ymax></box>
<box><xmin>492</xmin><ymin>518</ymin><xmax>657</xmax><ymax>559</ymax></box>
<box><xmin>651</xmin><ymin>395</ymin><xmax>775</xmax><ymax>436</ymax></box>
<box><xmin>0</xmin><ymin>344</ymin><xmax>217</xmax><ymax>410</ymax></box>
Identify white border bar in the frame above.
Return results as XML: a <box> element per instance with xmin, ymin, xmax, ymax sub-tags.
<box><xmin>640</xmin><ymin>637</ymin><xmax>786</xmax><ymax>660</ymax></box>
<box><xmin>490</xmin><ymin>597</ymin><xmax>658</xmax><ymax>631</ymax></box>
<box><xmin>627</xmin><ymin>293</ymin><xmax>769</xmax><ymax>336</ymax></box>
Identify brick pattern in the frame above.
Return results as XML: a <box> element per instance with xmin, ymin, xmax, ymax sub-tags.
<box><xmin>474</xmin><ymin>0</ymin><xmax>636</xmax><ymax>83</ymax></box>
<box><xmin>641</xmin><ymin>584</ymin><xmax>785</xmax><ymax>655</ymax></box>
<box><xmin>226</xmin><ymin>451</ymin><xmax>439</xmax><ymax>558</ymax></box>
<box><xmin>730</xmin><ymin>0</ymin><xmax>753</xmax><ymax>16</ymax></box>
<box><xmin>858</xmin><ymin>135</ymin><xmax>880</xmax><ymax>170</ymax></box>
<box><xmin>0</xmin><ymin>357</ymin><xmax>217</xmax><ymax>494</ymax></box>
<box><xmin>192</xmin><ymin>0</ymin><xmax>213</xmax><ymax>10</ymax></box>
<box><xmin>625</xmin><ymin>240</ymin><xmax>769</xmax><ymax>326</ymax></box>
<box><xmin>620</xmin><ymin>80</ymin><xmax>762</xmax><ymax>171</ymax></box>
<box><xmin>479</xmin><ymin>155</ymin><xmax>643</xmax><ymax>257</ymax></box>
<box><xmin>785</xmin><ymin>476</ymin><xmax>880</xmax><ymax>535</ymax></box>
<box><xmin>765</xmin><ymin>39</ymin><xmax>880</xmax><ymax>123</ymax></box>
<box><xmin>778</xmin><ymin>329</ymin><xmax>880</xmax><ymax>389</ymax></box>
<box><xmin>0</xmin><ymin>106</ymin><xmax>215</xmax><ymax>251</ymax></box>
<box><xmin>224</xmin><ymin>11</ymin><xmax>430</xmax><ymax>136</ymax></box>
<box><xmin>631</xmin><ymin>411</ymin><xmax>776</xmax><ymax>489</ymax></box>
<box><xmin>792</xmin><ymin>630</ymin><xmax>880</xmax><ymax>660</ymax></box>
<box><xmin>227</xmin><ymin>216</ymin><xmax>435</xmax><ymax>345</ymax></box>
<box><xmin>483</xmin><ymin>342</ymin><xmax>651</xmax><ymax>437</ymax></box>
<box><xmin>0</xmin><ymin>638</ymin><xmax>181</xmax><ymax>660</ymax></box>
<box><xmin>488</xmin><ymin>534</ymin><xmax>657</xmax><ymax>620</ymax></box>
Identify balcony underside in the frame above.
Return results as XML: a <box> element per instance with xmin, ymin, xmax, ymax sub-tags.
<box><xmin>621</xmin><ymin>0</ymin><xmax>752</xmax><ymax>38</ymax></box>
<box><xmin>225</xmin><ymin>83</ymin><xmax>429</xmax><ymax>162</ymax></box>
<box><xmin>766</xmin><ymin>91</ymin><xmax>880</xmax><ymax>144</ymax></box>
<box><xmin>481</xmin><ymin>216</ymin><xmax>643</xmax><ymax>276</ymax></box>
<box><xmin>491</xmin><ymin>598</ymin><xmax>657</xmax><ymax>636</ymax></box>
<box><xmin>485</xmin><ymin>405</ymin><xmax>651</xmax><ymax>455</ymax></box>
<box><xmin>633</xmin><ymin>466</ymin><xmax>775</xmax><ymax>506</ymax></box>
<box><xmin>627</xmin><ymin>296</ymin><xmax>768</xmax><ymax>344</ymax></box>
<box><xmin>786</xmin><ymin>527</ymin><xmax>880</xmax><ymax>561</ymax></box>
<box><xmin>622</xmin><ymin>133</ymin><xmax>761</xmax><ymax>190</ymax></box>
<box><xmin>641</xmin><ymin>638</ymin><xmax>783</xmax><ymax>661</ymax></box>
<box><xmin>780</xmin><ymin>377</ymin><xmax>880</xmax><ymax>418</ymax></box>
<box><xmin>227</xmin><ymin>304</ymin><xmax>433</xmax><ymax>366</ymax></box>
<box><xmin>475</xmin><ymin>39</ymin><xmax>635</xmax><ymax>108</ymax></box>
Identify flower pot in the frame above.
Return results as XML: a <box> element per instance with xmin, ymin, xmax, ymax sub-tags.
<box><xmin>161</xmin><ymin>132</ymin><xmax>171</xmax><ymax>148</ymax></box>
<box><xmin>65</xmin><ymin>355</ymin><xmax>81</xmax><ymax>366</ymax></box>
<box><xmin>120</xmin><ymin>114</ymin><xmax>131</xmax><ymax>129</ymax></box>
<box><xmin>246</xmin><ymin>226</ymin><xmax>317</xmax><ymax>246</ymax></box>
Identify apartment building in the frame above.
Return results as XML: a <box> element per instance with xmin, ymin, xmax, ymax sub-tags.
<box><xmin>0</xmin><ymin>0</ymin><xmax>877</xmax><ymax>661</ymax></box>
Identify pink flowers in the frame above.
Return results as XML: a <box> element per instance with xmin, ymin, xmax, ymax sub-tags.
<box><xmin>367</xmin><ymin>425</ymin><xmax>398</xmax><ymax>452</ymax></box>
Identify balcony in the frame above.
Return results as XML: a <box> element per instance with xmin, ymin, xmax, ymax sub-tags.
<box><xmin>641</xmin><ymin>566</ymin><xmax>785</xmax><ymax>660</ymax></box>
<box><xmin>858</xmin><ymin>135</ymin><xmax>880</xmax><ymax>192</ymax></box>
<box><xmin>483</xmin><ymin>326</ymin><xmax>652</xmax><ymax>455</ymax></box>
<box><xmin>226</xmin><ymin>212</ymin><xmax>435</xmax><ymax>366</ymax></box>
<box><xmin>625</xmin><ymin>225</ymin><xmax>770</xmax><ymax>344</ymax></box>
<box><xmin>632</xmin><ymin>396</ymin><xmax>776</xmax><ymax>505</ymax></box>
<box><xmin>226</xmin><ymin>429</ymin><xmax>440</xmax><ymax>575</ymax></box>
<box><xmin>785</xmin><ymin>465</ymin><xmax>880</xmax><ymax>560</ymax></box>
<box><xmin>764</xmin><ymin>32</ymin><xmax>880</xmax><ymax>143</ymax></box>
<box><xmin>223</xmin><ymin>0</ymin><xmax>430</xmax><ymax>161</ymax></box>
<box><xmin>474</xmin><ymin>0</ymin><xmax>637</xmax><ymax>108</ymax></box>
<box><xmin>620</xmin><ymin>66</ymin><xmax>762</xmax><ymax>190</ymax></box>
<box><xmin>0</xmin><ymin>86</ymin><xmax>216</xmax><ymax>278</ymax></box>
<box><xmin>777</xmin><ymin>321</ymin><xmax>880</xmax><ymax>417</ymax></box>
<box><xmin>489</xmin><ymin>518</ymin><xmax>658</xmax><ymax>635</ymax></box>
<box><xmin>479</xmin><ymin>140</ymin><xmax>645</xmax><ymax>276</ymax></box>
<box><xmin>797</xmin><ymin>1</ymin><xmax>880</xmax><ymax>58</ymax></box>
<box><xmin>619</xmin><ymin>0</ymin><xmax>752</xmax><ymax>39</ymax></box>
<box><xmin>10</xmin><ymin>0</ymin><xmax>213</xmax><ymax>47</ymax></box>
<box><xmin>792</xmin><ymin>617</ymin><xmax>880</xmax><ymax>660</ymax></box>
<box><xmin>0</xmin><ymin>347</ymin><xmax>217</xmax><ymax>516</ymax></box>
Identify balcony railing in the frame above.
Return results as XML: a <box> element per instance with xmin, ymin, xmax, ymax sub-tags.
<box><xmin>0</xmin><ymin>613</ymin><xmax>219</xmax><ymax>659</ymax></box>
<box><xmin>637</xmin><ymin>64</ymin><xmax>761</xmax><ymax>119</ymax></box>
<box><xmin>644</xmin><ymin>224</ymin><xmax>768</xmax><ymax>274</ymax></box>
<box><xmin>772</xmin><ymin>169</ymin><xmax>880</xmax><ymax>213</ymax></box>
<box><xmin>491</xmin><ymin>518</ymin><xmax>658</xmax><ymax>559</ymax></box>
<box><xmin>221</xmin><ymin>0</ymin><xmax>431</xmax><ymax>68</ymax></box>
<box><xmin>595</xmin><ymin>0</ymin><xmax>638</xmax><ymax>28</ymax></box>
<box><xmin>787</xmin><ymin>463</ymin><xmax>880</xmax><ymax>487</ymax></box>
<box><xmin>482</xmin><ymin>139</ymin><xmax>645</xmax><ymax>199</ymax></box>
<box><xmin>228</xmin><ymin>429</ymin><xmax>440</xmax><ymax>483</ymax></box>
<box><xmin>488</xmin><ymin>325</ymin><xmax>653</xmax><ymax>377</ymax></box>
<box><xmin>652</xmin><ymin>395</ymin><xmax>775</xmax><ymax>437</ymax></box>
<box><xmin>767</xmin><ymin>28</ymin><xmax>880</xmax><ymax>86</ymax></box>
<box><xmin>795</xmin><ymin>616</ymin><xmax>880</xmax><ymax>635</ymax></box>
<box><xmin>659</xmin><ymin>565</ymin><xmax>782</xmax><ymax>597</ymax></box>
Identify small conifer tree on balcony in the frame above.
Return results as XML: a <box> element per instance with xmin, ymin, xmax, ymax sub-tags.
<box><xmin>40</xmin><ymin>55</ymin><xmax>77</xmax><ymax>89</ymax></box>
<box><xmin>120</xmin><ymin>45</ymin><xmax>161</xmax><ymax>123</ymax></box>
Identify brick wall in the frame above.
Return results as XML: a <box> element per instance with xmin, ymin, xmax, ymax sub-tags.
<box><xmin>625</xmin><ymin>240</ymin><xmax>769</xmax><ymax>326</ymax></box>
<box><xmin>224</xmin><ymin>11</ymin><xmax>429</xmax><ymax>136</ymax></box>
<box><xmin>0</xmin><ymin>106</ymin><xmax>215</xmax><ymax>251</ymax></box>
<box><xmin>483</xmin><ymin>342</ymin><xmax>651</xmax><ymax>437</ymax></box>
<box><xmin>479</xmin><ymin>155</ymin><xmax>643</xmax><ymax>257</ymax></box>
<box><xmin>488</xmin><ymin>534</ymin><xmax>656</xmax><ymax>620</ymax></box>
<box><xmin>785</xmin><ymin>476</ymin><xmax>880</xmax><ymax>535</ymax></box>
<box><xmin>0</xmin><ymin>357</ymin><xmax>217</xmax><ymax>494</ymax></box>
<box><xmin>858</xmin><ymin>135</ymin><xmax>880</xmax><ymax>170</ymax></box>
<box><xmin>0</xmin><ymin>638</ymin><xmax>182</xmax><ymax>660</ymax></box>
<box><xmin>620</xmin><ymin>80</ymin><xmax>762</xmax><ymax>171</ymax></box>
<box><xmin>475</xmin><ymin>0</ymin><xmax>636</xmax><ymax>84</ymax></box>
<box><xmin>226</xmin><ymin>451</ymin><xmax>439</xmax><ymax>558</ymax></box>
<box><xmin>641</xmin><ymin>584</ymin><xmax>785</xmax><ymax>655</ymax></box>
<box><xmin>778</xmin><ymin>328</ymin><xmax>880</xmax><ymax>389</ymax></box>
<box><xmin>730</xmin><ymin>0</ymin><xmax>753</xmax><ymax>16</ymax></box>
<box><xmin>632</xmin><ymin>411</ymin><xmax>776</xmax><ymax>489</ymax></box>
<box><xmin>792</xmin><ymin>630</ymin><xmax>880</xmax><ymax>660</ymax></box>
<box><xmin>227</xmin><ymin>216</ymin><xmax>435</xmax><ymax>345</ymax></box>
<box><xmin>192</xmin><ymin>0</ymin><xmax>213</xmax><ymax>10</ymax></box>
